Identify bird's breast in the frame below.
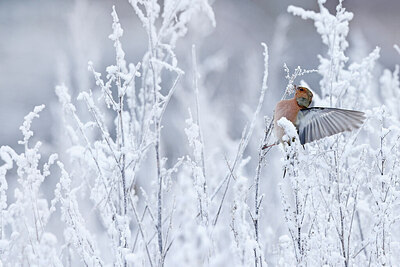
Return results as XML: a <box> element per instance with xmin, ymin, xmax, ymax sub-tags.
<box><xmin>274</xmin><ymin>99</ymin><xmax>300</xmax><ymax>124</ymax></box>
<box><xmin>273</xmin><ymin>99</ymin><xmax>301</xmax><ymax>141</ymax></box>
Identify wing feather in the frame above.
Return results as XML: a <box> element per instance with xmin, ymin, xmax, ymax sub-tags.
<box><xmin>296</xmin><ymin>107</ymin><xmax>365</xmax><ymax>144</ymax></box>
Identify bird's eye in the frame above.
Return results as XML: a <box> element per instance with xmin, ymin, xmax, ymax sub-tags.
<box><xmin>299</xmin><ymin>88</ymin><xmax>304</xmax><ymax>92</ymax></box>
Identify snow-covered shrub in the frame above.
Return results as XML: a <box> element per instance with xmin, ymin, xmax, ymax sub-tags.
<box><xmin>267</xmin><ymin>1</ymin><xmax>400</xmax><ymax>266</ymax></box>
<box><xmin>0</xmin><ymin>105</ymin><xmax>62</xmax><ymax>266</ymax></box>
<box><xmin>1</xmin><ymin>0</ymin><xmax>400</xmax><ymax>266</ymax></box>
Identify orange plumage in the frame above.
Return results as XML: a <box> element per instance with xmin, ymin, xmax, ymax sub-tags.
<box><xmin>273</xmin><ymin>86</ymin><xmax>365</xmax><ymax>145</ymax></box>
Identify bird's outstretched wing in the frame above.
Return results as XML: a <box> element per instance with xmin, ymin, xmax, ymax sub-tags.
<box><xmin>296</xmin><ymin>107</ymin><xmax>366</xmax><ymax>145</ymax></box>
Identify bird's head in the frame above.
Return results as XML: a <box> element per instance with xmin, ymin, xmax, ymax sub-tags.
<box><xmin>295</xmin><ymin>86</ymin><xmax>313</xmax><ymax>108</ymax></box>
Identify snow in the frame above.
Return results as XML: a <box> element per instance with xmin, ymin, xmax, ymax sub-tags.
<box><xmin>277</xmin><ymin>117</ymin><xmax>297</xmax><ymax>142</ymax></box>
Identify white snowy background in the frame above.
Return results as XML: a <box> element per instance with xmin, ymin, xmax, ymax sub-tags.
<box><xmin>0</xmin><ymin>0</ymin><xmax>399</xmax><ymax>266</ymax></box>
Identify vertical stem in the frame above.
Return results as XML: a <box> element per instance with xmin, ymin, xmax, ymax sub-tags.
<box><xmin>292</xmin><ymin>149</ymin><xmax>302</xmax><ymax>262</ymax></box>
<box><xmin>254</xmin><ymin>157</ymin><xmax>262</xmax><ymax>267</ymax></box>
<box><xmin>117</xmin><ymin>59</ymin><xmax>127</xmax><ymax>267</ymax></box>
<box><xmin>339</xmin><ymin>207</ymin><xmax>347</xmax><ymax>267</ymax></box>
<box><xmin>380</xmin><ymin>132</ymin><xmax>386</xmax><ymax>262</ymax></box>
<box><xmin>356</xmin><ymin>211</ymin><xmax>367</xmax><ymax>258</ymax></box>
<box><xmin>119</xmin><ymin>95</ymin><xmax>127</xmax><ymax>216</ymax></box>
<box><xmin>295</xmin><ymin>184</ymin><xmax>301</xmax><ymax>257</ymax></box>
<box><xmin>149</xmin><ymin>56</ymin><xmax>163</xmax><ymax>264</ymax></box>
<box><xmin>192</xmin><ymin>45</ymin><xmax>208</xmax><ymax>223</ymax></box>
<box><xmin>145</xmin><ymin>3</ymin><xmax>164</xmax><ymax>264</ymax></box>
<box><xmin>254</xmin><ymin>125</ymin><xmax>272</xmax><ymax>267</ymax></box>
<box><xmin>252</xmin><ymin>43</ymin><xmax>270</xmax><ymax>267</ymax></box>
<box><xmin>335</xmin><ymin>151</ymin><xmax>347</xmax><ymax>267</ymax></box>
<box><xmin>254</xmin><ymin>157</ymin><xmax>261</xmax><ymax>242</ymax></box>
<box><xmin>155</xmin><ymin>119</ymin><xmax>163</xmax><ymax>263</ymax></box>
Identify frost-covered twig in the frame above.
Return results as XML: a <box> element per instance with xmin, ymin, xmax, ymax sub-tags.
<box><xmin>277</xmin><ymin>117</ymin><xmax>307</xmax><ymax>263</ymax></box>
<box><xmin>192</xmin><ymin>45</ymin><xmax>208</xmax><ymax>223</ymax></box>
<box><xmin>130</xmin><ymin>198</ymin><xmax>154</xmax><ymax>267</ymax></box>
<box><xmin>55</xmin><ymin>162</ymin><xmax>103</xmax><ymax>266</ymax></box>
<box><xmin>0</xmin><ymin>106</ymin><xmax>62</xmax><ymax>265</ymax></box>
<box><xmin>251</xmin><ymin>43</ymin><xmax>270</xmax><ymax>267</ymax></box>
<box><xmin>211</xmin><ymin>44</ymin><xmax>269</xmax><ymax>220</ymax></box>
<box><xmin>394</xmin><ymin>44</ymin><xmax>400</xmax><ymax>56</ymax></box>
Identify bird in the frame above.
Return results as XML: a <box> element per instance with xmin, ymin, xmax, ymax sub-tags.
<box><xmin>273</xmin><ymin>86</ymin><xmax>366</xmax><ymax>145</ymax></box>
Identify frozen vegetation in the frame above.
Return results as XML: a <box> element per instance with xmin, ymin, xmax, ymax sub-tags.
<box><xmin>0</xmin><ymin>0</ymin><xmax>400</xmax><ymax>266</ymax></box>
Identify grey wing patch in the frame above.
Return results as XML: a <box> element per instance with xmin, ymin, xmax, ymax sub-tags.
<box><xmin>296</xmin><ymin>107</ymin><xmax>366</xmax><ymax>145</ymax></box>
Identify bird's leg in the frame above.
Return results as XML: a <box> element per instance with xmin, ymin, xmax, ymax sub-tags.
<box><xmin>262</xmin><ymin>141</ymin><xmax>278</xmax><ymax>150</ymax></box>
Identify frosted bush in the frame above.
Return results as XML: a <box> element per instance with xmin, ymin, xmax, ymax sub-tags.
<box><xmin>1</xmin><ymin>0</ymin><xmax>400</xmax><ymax>266</ymax></box>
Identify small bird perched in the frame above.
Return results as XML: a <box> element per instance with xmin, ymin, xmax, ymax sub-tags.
<box><xmin>273</xmin><ymin>86</ymin><xmax>365</xmax><ymax>145</ymax></box>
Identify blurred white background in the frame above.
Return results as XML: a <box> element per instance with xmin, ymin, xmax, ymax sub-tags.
<box><xmin>0</xmin><ymin>0</ymin><xmax>398</xmax><ymax>148</ymax></box>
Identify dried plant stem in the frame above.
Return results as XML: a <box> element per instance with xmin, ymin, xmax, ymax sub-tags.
<box><xmin>252</xmin><ymin>43</ymin><xmax>269</xmax><ymax>267</ymax></box>
<box><xmin>130</xmin><ymin>199</ymin><xmax>154</xmax><ymax>267</ymax></box>
<box><xmin>146</xmin><ymin>10</ymin><xmax>164</xmax><ymax>263</ymax></box>
<box><xmin>192</xmin><ymin>45</ymin><xmax>208</xmax><ymax>223</ymax></box>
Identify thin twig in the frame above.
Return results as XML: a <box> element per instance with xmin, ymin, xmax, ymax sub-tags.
<box><xmin>130</xmin><ymin>198</ymin><xmax>154</xmax><ymax>267</ymax></box>
<box><xmin>192</xmin><ymin>45</ymin><xmax>208</xmax><ymax>223</ymax></box>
